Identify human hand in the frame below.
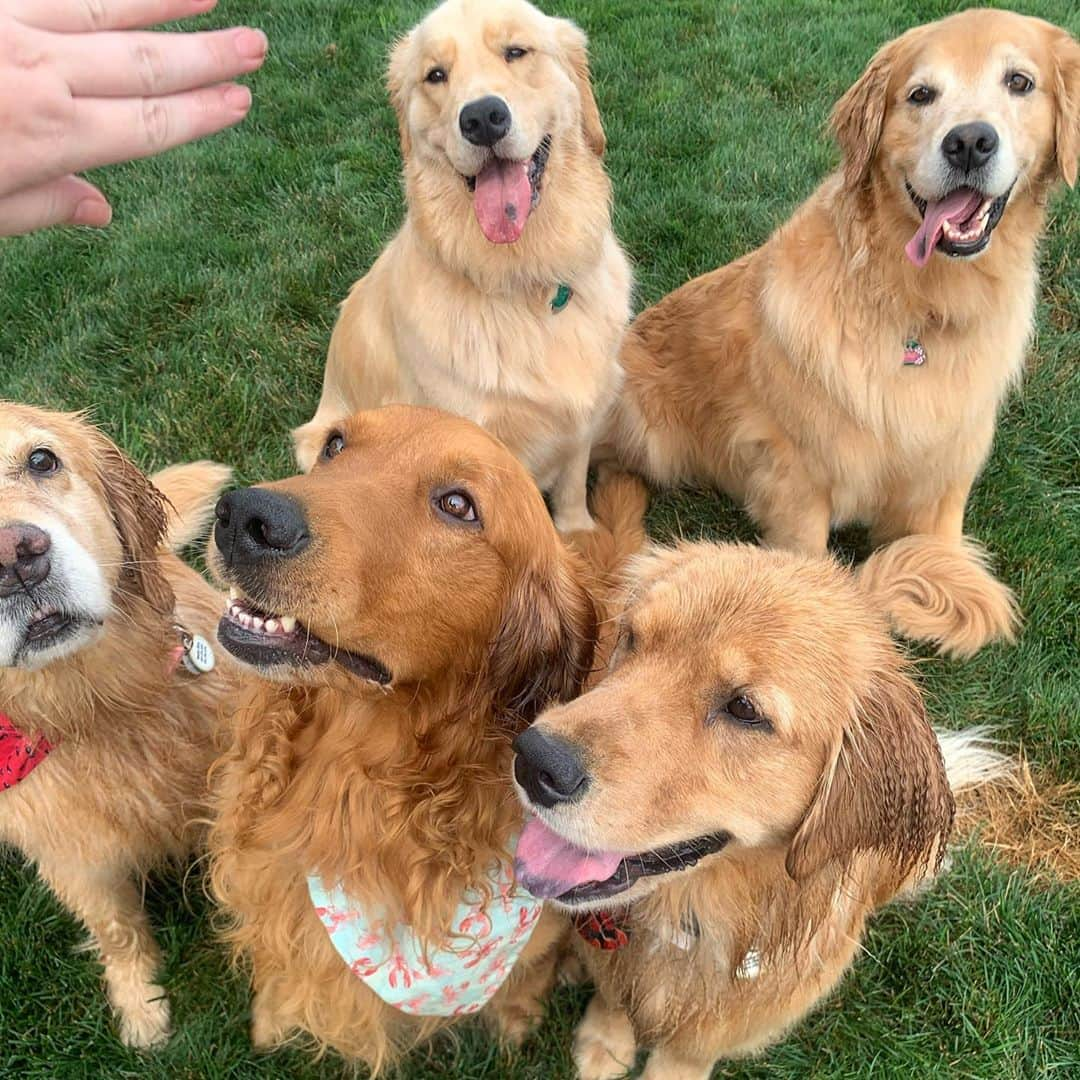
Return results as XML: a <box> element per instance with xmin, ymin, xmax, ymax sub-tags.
<box><xmin>0</xmin><ymin>0</ymin><xmax>267</xmax><ymax>236</ymax></box>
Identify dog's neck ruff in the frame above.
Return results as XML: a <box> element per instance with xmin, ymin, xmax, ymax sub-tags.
<box><xmin>0</xmin><ymin>712</ymin><xmax>53</xmax><ymax>792</ymax></box>
<box><xmin>308</xmin><ymin>855</ymin><xmax>542</xmax><ymax>1017</ymax></box>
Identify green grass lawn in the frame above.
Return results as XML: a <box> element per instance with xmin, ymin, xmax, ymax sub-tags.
<box><xmin>2</xmin><ymin>1</ymin><xmax>1078</xmax><ymax>1077</ymax></box>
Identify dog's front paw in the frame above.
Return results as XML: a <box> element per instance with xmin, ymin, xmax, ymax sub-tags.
<box><xmin>116</xmin><ymin>986</ymin><xmax>171</xmax><ymax>1049</ymax></box>
<box><xmin>574</xmin><ymin>997</ymin><xmax>636</xmax><ymax>1080</ymax></box>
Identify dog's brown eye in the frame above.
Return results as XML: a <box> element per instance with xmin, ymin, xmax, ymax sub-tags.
<box><xmin>907</xmin><ymin>85</ymin><xmax>935</xmax><ymax>106</ymax></box>
<box><xmin>1005</xmin><ymin>71</ymin><xmax>1034</xmax><ymax>95</ymax></box>
<box><xmin>434</xmin><ymin>489</ymin><xmax>479</xmax><ymax>525</ymax></box>
<box><xmin>27</xmin><ymin>448</ymin><xmax>60</xmax><ymax>475</ymax></box>
<box><xmin>505</xmin><ymin>46</ymin><xmax>529</xmax><ymax>62</ymax></box>
<box><xmin>726</xmin><ymin>695</ymin><xmax>759</xmax><ymax>723</ymax></box>
<box><xmin>322</xmin><ymin>433</ymin><xmax>345</xmax><ymax>461</ymax></box>
<box><xmin>425</xmin><ymin>66</ymin><xmax>447</xmax><ymax>84</ymax></box>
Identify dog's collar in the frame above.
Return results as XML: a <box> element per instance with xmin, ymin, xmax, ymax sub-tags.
<box><xmin>0</xmin><ymin>712</ymin><xmax>53</xmax><ymax>792</ymax></box>
<box><xmin>551</xmin><ymin>282</ymin><xmax>573</xmax><ymax>313</ymax></box>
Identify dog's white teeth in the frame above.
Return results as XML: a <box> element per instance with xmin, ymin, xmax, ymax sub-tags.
<box><xmin>253</xmin><ymin>617</ymin><xmax>264</xmax><ymax>631</ymax></box>
<box><xmin>264</xmin><ymin>618</ymin><xmax>280</xmax><ymax>634</ymax></box>
<box><xmin>280</xmin><ymin>616</ymin><xmax>297</xmax><ymax>634</ymax></box>
<box><xmin>239</xmin><ymin>612</ymin><xmax>252</xmax><ymax>627</ymax></box>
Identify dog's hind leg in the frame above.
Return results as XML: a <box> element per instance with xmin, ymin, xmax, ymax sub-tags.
<box><xmin>37</xmin><ymin>858</ymin><xmax>171</xmax><ymax>1048</ymax></box>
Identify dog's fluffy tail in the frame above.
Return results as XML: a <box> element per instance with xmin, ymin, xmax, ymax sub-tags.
<box><xmin>935</xmin><ymin>727</ymin><xmax>1013</xmax><ymax>795</ymax></box>
<box><xmin>152</xmin><ymin>462</ymin><xmax>233</xmax><ymax>552</ymax></box>
<box><xmin>567</xmin><ymin>471</ymin><xmax>650</xmax><ymax>581</ymax></box>
<box><xmin>858</xmin><ymin>535</ymin><xmax>1019</xmax><ymax>658</ymax></box>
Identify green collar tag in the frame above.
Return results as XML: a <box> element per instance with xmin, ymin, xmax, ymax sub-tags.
<box><xmin>551</xmin><ymin>283</ymin><xmax>573</xmax><ymax>313</ymax></box>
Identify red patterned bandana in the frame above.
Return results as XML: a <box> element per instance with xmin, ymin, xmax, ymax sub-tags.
<box><xmin>573</xmin><ymin>909</ymin><xmax>631</xmax><ymax>951</ymax></box>
<box><xmin>0</xmin><ymin>712</ymin><xmax>53</xmax><ymax>791</ymax></box>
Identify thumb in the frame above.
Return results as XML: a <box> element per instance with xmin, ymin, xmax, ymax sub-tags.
<box><xmin>0</xmin><ymin>176</ymin><xmax>112</xmax><ymax>237</ymax></box>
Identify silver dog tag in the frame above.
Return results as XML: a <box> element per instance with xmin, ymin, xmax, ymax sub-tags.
<box><xmin>181</xmin><ymin>633</ymin><xmax>216</xmax><ymax>675</ymax></box>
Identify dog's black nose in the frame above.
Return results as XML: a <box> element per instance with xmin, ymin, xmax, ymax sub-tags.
<box><xmin>214</xmin><ymin>488</ymin><xmax>310</xmax><ymax>565</ymax></box>
<box><xmin>0</xmin><ymin>523</ymin><xmax>51</xmax><ymax>598</ymax></box>
<box><xmin>941</xmin><ymin>122</ymin><xmax>998</xmax><ymax>173</ymax></box>
<box><xmin>459</xmin><ymin>95</ymin><xmax>512</xmax><ymax>147</ymax></box>
<box><xmin>513</xmin><ymin>727</ymin><xmax>590</xmax><ymax>809</ymax></box>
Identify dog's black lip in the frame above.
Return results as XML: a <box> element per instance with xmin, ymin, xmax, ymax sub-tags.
<box><xmin>552</xmin><ymin>831</ymin><xmax>733</xmax><ymax>907</ymax></box>
<box><xmin>904</xmin><ymin>178</ymin><xmax>1014</xmax><ymax>256</ymax></box>
<box><xmin>22</xmin><ymin>610</ymin><xmax>82</xmax><ymax>648</ymax></box>
<box><xmin>461</xmin><ymin>134</ymin><xmax>552</xmax><ymax>201</ymax></box>
<box><xmin>216</xmin><ymin>611</ymin><xmax>392</xmax><ymax>685</ymax></box>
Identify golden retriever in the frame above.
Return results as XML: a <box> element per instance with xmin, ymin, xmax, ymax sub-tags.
<box><xmin>513</xmin><ymin>541</ymin><xmax>1010</xmax><ymax>1080</ymax></box>
<box><xmin>295</xmin><ymin>0</ymin><xmax>632</xmax><ymax>533</ymax></box>
<box><xmin>0</xmin><ymin>402</ymin><xmax>235</xmax><ymax>1047</ymax></box>
<box><xmin>605</xmin><ymin>9</ymin><xmax>1079</xmax><ymax>657</ymax></box>
<box><xmin>208</xmin><ymin>406</ymin><xmax>645</xmax><ymax>1070</ymax></box>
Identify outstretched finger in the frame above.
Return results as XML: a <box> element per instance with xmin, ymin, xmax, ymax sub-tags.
<box><xmin>8</xmin><ymin>0</ymin><xmax>216</xmax><ymax>33</ymax></box>
<box><xmin>60</xmin><ymin>82</ymin><xmax>253</xmax><ymax>176</ymax></box>
<box><xmin>56</xmin><ymin>27</ymin><xmax>267</xmax><ymax>98</ymax></box>
<box><xmin>0</xmin><ymin>175</ymin><xmax>111</xmax><ymax>237</ymax></box>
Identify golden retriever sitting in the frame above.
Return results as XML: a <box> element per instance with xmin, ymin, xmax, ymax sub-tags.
<box><xmin>606</xmin><ymin>9</ymin><xmax>1079</xmax><ymax>657</ymax></box>
<box><xmin>0</xmin><ymin>403</ymin><xmax>234</xmax><ymax>1048</ymax></box>
<box><xmin>296</xmin><ymin>0</ymin><xmax>632</xmax><ymax>533</ymax></box>
<box><xmin>208</xmin><ymin>406</ymin><xmax>645</xmax><ymax>1070</ymax></box>
<box><xmin>513</xmin><ymin>541</ymin><xmax>1009</xmax><ymax>1080</ymax></box>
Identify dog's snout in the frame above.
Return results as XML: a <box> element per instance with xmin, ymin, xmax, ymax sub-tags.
<box><xmin>214</xmin><ymin>489</ymin><xmax>310</xmax><ymax>565</ymax></box>
<box><xmin>0</xmin><ymin>523</ymin><xmax>52</xmax><ymax>597</ymax></box>
<box><xmin>941</xmin><ymin>122</ymin><xmax>999</xmax><ymax>173</ymax></box>
<box><xmin>513</xmin><ymin>727</ymin><xmax>590</xmax><ymax>809</ymax></box>
<box><xmin>459</xmin><ymin>95</ymin><xmax>512</xmax><ymax>147</ymax></box>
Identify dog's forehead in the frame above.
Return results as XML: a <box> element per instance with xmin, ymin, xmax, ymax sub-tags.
<box><xmin>907</xmin><ymin>12</ymin><xmax>1046</xmax><ymax>85</ymax></box>
<box><xmin>418</xmin><ymin>0</ymin><xmax>551</xmax><ymax>55</ymax></box>
<box><xmin>0</xmin><ymin>410</ymin><xmax>57</xmax><ymax>463</ymax></box>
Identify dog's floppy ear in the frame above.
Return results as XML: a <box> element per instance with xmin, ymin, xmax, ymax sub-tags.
<box><xmin>830</xmin><ymin>38</ymin><xmax>901</xmax><ymax>193</ymax></box>
<box><xmin>93</xmin><ymin>433</ymin><xmax>174</xmax><ymax>615</ymax></box>
<box><xmin>1051</xmin><ymin>27</ymin><xmax>1080</xmax><ymax>187</ymax></box>
<box><xmin>554</xmin><ymin>19</ymin><xmax>605</xmax><ymax>157</ymax></box>
<box><xmin>488</xmin><ymin>548</ymin><xmax>598</xmax><ymax>728</ymax></box>
<box><xmin>785</xmin><ymin>665</ymin><xmax>954</xmax><ymax>883</ymax></box>
<box><xmin>387</xmin><ymin>32</ymin><xmax>414</xmax><ymax>159</ymax></box>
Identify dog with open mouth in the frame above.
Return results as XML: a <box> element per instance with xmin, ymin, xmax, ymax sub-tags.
<box><xmin>207</xmin><ymin>406</ymin><xmax>646</xmax><ymax>1070</ymax></box>
<box><xmin>512</xmin><ymin>541</ymin><xmax>1011</xmax><ymax>1080</ymax></box>
<box><xmin>603</xmin><ymin>9</ymin><xmax>1079</xmax><ymax>658</ymax></box>
<box><xmin>294</xmin><ymin>0</ymin><xmax>632</xmax><ymax>534</ymax></box>
<box><xmin>0</xmin><ymin>402</ymin><xmax>235</xmax><ymax>1049</ymax></box>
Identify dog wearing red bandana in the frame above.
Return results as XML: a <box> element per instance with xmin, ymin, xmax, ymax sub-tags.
<box><xmin>0</xmin><ymin>402</ymin><xmax>238</xmax><ymax>1048</ymax></box>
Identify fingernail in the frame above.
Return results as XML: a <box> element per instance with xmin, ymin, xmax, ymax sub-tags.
<box><xmin>234</xmin><ymin>28</ymin><xmax>268</xmax><ymax>61</ymax></box>
<box><xmin>224</xmin><ymin>84</ymin><xmax>252</xmax><ymax>111</ymax></box>
<box><xmin>73</xmin><ymin>199</ymin><xmax>112</xmax><ymax>228</ymax></box>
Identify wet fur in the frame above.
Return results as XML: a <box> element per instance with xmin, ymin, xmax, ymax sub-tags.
<box><xmin>605</xmin><ymin>9</ymin><xmax>1079</xmax><ymax>657</ymax></box>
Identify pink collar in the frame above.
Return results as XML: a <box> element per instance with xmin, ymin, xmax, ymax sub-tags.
<box><xmin>0</xmin><ymin>711</ymin><xmax>53</xmax><ymax>791</ymax></box>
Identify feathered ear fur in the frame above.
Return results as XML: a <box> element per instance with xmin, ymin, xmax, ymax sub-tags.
<box><xmin>785</xmin><ymin>665</ymin><xmax>954</xmax><ymax>884</ymax></box>
<box><xmin>554</xmin><ymin>19</ymin><xmax>606</xmax><ymax>157</ymax></box>
<box><xmin>92</xmin><ymin>433</ymin><xmax>173</xmax><ymax>615</ymax></box>
<box><xmin>387</xmin><ymin>32</ymin><xmax>414</xmax><ymax>159</ymax></box>
<box><xmin>1052</xmin><ymin>26</ymin><xmax>1080</xmax><ymax>187</ymax></box>
<box><xmin>487</xmin><ymin>548</ymin><xmax>598</xmax><ymax>729</ymax></box>
<box><xmin>830</xmin><ymin>38</ymin><xmax>902</xmax><ymax>193</ymax></box>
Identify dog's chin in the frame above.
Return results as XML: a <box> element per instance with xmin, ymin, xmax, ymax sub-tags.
<box><xmin>217</xmin><ymin>591</ymin><xmax>392</xmax><ymax>687</ymax></box>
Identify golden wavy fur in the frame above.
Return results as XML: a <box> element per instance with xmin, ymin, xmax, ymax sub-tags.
<box><xmin>208</xmin><ymin>407</ymin><xmax>646</xmax><ymax>1070</ymax></box>
<box><xmin>515</xmin><ymin>542</ymin><xmax>1010</xmax><ymax>1080</ymax></box>
<box><xmin>0</xmin><ymin>402</ymin><xmax>235</xmax><ymax>1048</ymax></box>
<box><xmin>296</xmin><ymin>0</ymin><xmax>632</xmax><ymax>533</ymax></box>
<box><xmin>605</xmin><ymin>9</ymin><xmax>1079</xmax><ymax>658</ymax></box>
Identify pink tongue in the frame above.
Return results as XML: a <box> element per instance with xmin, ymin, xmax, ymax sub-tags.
<box><xmin>514</xmin><ymin>816</ymin><xmax>625</xmax><ymax>900</ymax></box>
<box><xmin>905</xmin><ymin>188</ymin><xmax>983</xmax><ymax>268</ymax></box>
<box><xmin>473</xmin><ymin>158</ymin><xmax>532</xmax><ymax>244</ymax></box>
